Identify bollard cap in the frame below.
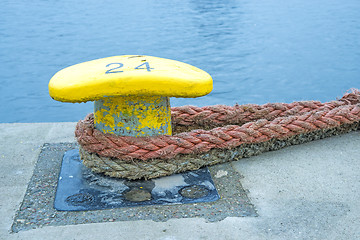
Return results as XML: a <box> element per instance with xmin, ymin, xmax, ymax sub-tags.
<box><xmin>49</xmin><ymin>55</ymin><xmax>213</xmax><ymax>103</ymax></box>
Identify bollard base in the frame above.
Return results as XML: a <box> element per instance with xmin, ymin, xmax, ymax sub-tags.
<box><xmin>54</xmin><ymin>149</ymin><xmax>220</xmax><ymax>211</ymax></box>
<box><xmin>11</xmin><ymin>143</ymin><xmax>257</xmax><ymax>233</ymax></box>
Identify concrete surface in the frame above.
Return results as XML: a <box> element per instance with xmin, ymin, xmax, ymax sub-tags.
<box><xmin>0</xmin><ymin>122</ymin><xmax>359</xmax><ymax>240</ymax></box>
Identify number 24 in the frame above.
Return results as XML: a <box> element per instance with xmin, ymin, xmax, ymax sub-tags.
<box><xmin>105</xmin><ymin>62</ymin><xmax>153</xmax><ymax>74</ymax></box>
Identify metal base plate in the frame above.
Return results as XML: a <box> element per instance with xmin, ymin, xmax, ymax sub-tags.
<box><xmin>12</xmin><ymin>143</ymin><xmax>257</xmax><ymax>233</ymax></box>
<box><xmin>55</xmin><ymin>149</ymin><xmax>220</xmax><ymax>211</ymax></box>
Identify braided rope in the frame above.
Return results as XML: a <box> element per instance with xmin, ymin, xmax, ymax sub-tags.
<box><xmin>172</xmin><ymin>90</ymin><xmax>360</xmax><ymax>127</ymax></box>
<box><xmin>79</xmin><ymin>122</ymin><xmax>359</xmax><ymax>180</ymax></box>
<box><xmin>75</xmin><ymin>90</ymin><xmax>360</xmax><ymax>162</ymax></box>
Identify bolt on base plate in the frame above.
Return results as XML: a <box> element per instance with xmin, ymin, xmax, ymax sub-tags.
<box><xmin>54</xmin><ymin>149</ymin><xmax>220</xmax><ymax>211</ymax></box>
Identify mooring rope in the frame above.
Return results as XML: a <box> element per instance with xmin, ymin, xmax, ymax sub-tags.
<box><xmin>75</xmin><ymin>90</ymin><xmax>360</xmax><ymax>162</ymax></box>
<box><xmin>171</xmin><ymin>90</ymin><xmax>360</xmax><ymax>127</ymax></box>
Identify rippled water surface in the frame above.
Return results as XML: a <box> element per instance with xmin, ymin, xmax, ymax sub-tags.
<box><xmin>1</xmin><ymin>0</ymin><xmax>359</xmax><ymax>122</ymax></box>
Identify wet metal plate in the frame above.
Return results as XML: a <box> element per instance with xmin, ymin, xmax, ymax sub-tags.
<box><xmin>54</xmin><ymin>149</ymin><xmax>220</xmax><ymax>211</ymax></box>
<box><xmin>12</xmin><ymin>143</ymin><xmax>256</xmax><ymax>233</ymax></box>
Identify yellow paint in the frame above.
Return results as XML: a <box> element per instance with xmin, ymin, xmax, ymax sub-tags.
<box><xmin>94</xmin><ymin>96</ymin><xmax>171</xmax><ymax>136</ymax></box>
<box><xmin>49</xmin><ymin>55</ymin><xmax>213</xmax><ymax>103</ymax></box>
<box><xmin>94</xmin><ymin>109</ymin><xmax>115</xmax><ymax>129</ymax></box>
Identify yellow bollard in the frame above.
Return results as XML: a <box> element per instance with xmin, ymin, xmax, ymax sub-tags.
<box><xmin>49</xmin><ymin>55</ymin><xmax>213</xmax><ymax>136</ymax></box>
<box><xmin>94</xmin><ymin>95</ymin><xmax>171</xmax><ymax>136</ymax></box>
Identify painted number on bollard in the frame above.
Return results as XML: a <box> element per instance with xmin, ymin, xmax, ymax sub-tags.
<box><xmin>105</xmin><ymin>63</ymin><xmax>124</xmax><ymax>74</ymax></box>
<box><xmin>105</xmin><ymin>62</ymin><xmax>153</xmax><ymax>74</ymax></box>
<box><xmin>134</xmin><ymin>62</ymin><xmax>153</xmax><ymax>72</ymax></box>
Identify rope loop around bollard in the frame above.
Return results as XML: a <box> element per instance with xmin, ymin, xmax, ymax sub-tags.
<box><xmin>75</xmin><ymin>89</ymin><xmax>360</xmax><ymax>179</ymax></box>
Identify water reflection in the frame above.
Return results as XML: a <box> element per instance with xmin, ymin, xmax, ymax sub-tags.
<box><xmin>190</xmin><ymin>0</ymin><xmax>240</xmax><ymax>40</ymax></box>
<box><xmin>0</xmin><ymin>0</ymin><xmax>359</xmax><ymax>122</ymax></box>
<box><xmin>173</xmin><ymin>0</ymin><xmax>253</xmax><ymax>106</ymax></box>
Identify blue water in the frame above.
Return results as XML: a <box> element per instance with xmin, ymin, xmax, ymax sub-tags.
<box><xmin>1</xmin><ymin>0</ymin><xmax>359</xmax><ymax>123</ymax></box>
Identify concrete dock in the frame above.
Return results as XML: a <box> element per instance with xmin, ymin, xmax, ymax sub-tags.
<box><xmin>1</xmin><ymin>122</ymin><xmax>359</xmax><ymax>239</ymax></box>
